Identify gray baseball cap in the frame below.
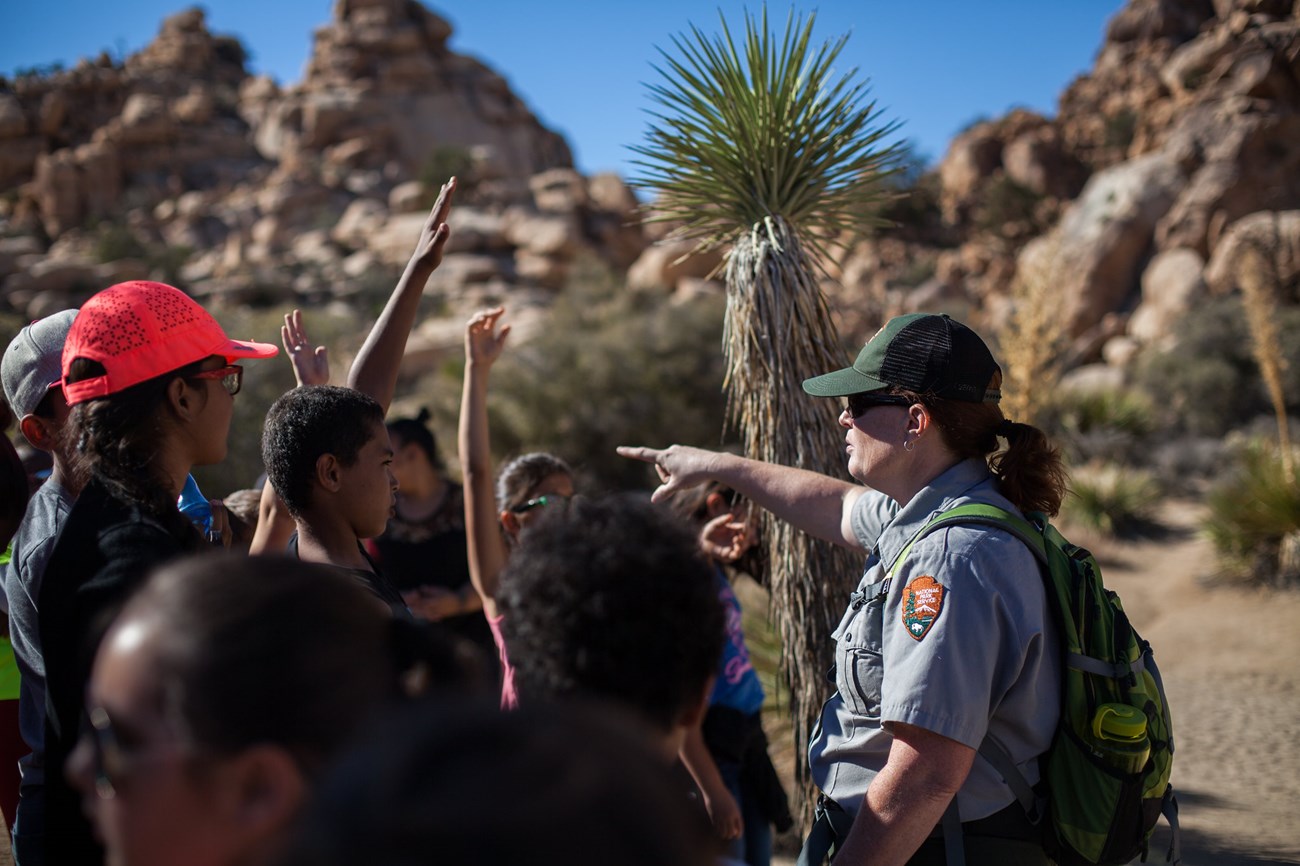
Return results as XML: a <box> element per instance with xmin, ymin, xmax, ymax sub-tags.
<box><xmin>2</xmin><ymin>309</ymin><xmax>78</xmax><ymax>419</ymax></box>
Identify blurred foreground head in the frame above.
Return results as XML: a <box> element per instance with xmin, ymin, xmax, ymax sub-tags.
<box><xmin>281</xmin><ymin>699</ymin><xmax>715</xmax><ymax>866</ymax></box>
<box><xmin>499</xmin><ymin>493</ymin><xmax>724</xmax><ymax>742</ymax></box>
<box><xmin>68</xmin><ymin>553</ymin><xmax>482</xmax><ymax>866</ymax></box>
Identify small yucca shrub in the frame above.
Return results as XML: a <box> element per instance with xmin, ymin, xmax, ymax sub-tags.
<box><xmin>1204</xmin><ymin>439</ymin><xmax>1300</xmax><ymax>587</ymax></box>
<box><xmin>1049</xmin><ymin>386</ymin><xmax>1157</xmax><ymax>465</ymax></box>
<box><xmin>1061</xmin><ymin>461</ymin><xmax>1162</xmax><ymax>537</ymax></box>
<box><xmin>1055</xmin><ymin>387</ymin><xmax>1156</xmax><ymax>437</ymax></box>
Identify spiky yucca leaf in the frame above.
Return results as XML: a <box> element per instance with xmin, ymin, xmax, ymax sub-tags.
<box><xmin>631</xmin><ymin>7</ymin><xmax>903</xmax><ymax>261</ymax></box>
<box><xmin>632</xmin><ymin>7</ymin><xmax>903</xmax><ymax>826</ymax></box>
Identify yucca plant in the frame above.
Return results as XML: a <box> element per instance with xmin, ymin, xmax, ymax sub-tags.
<box><xmin>1060</xmin><ymin>461</ymin><xmax>1162</xmax><ymax>537</ymax></box>
<box><xmin>1239</xmin><ymin>247</ymin><xmax>1294</xmax><ymax>475</ymax></box>
<box><xmin>631</xmin><ymin>7</ymin><xmax>902</xmax><ymax>820</ymax></box>
<box><xmin>1204</xmin><ymin>438</ymin><xmax>1300</xmax><ymax>587</ymax></box>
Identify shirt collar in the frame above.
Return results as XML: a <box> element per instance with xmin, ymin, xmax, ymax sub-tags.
<box><xmin>873</xmin><ymin>458</ymin><xmax>998</xmax><ymax>572</ymax></box>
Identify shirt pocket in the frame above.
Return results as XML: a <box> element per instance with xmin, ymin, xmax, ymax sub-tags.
<box><xmin>835</xmin><ymin>578</ymin><xmax>888</xmax><ymax>719</ymax></box>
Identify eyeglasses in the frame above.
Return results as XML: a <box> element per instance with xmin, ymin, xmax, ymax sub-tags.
<box><xmin>510</xmin><ymin>493</ymin><xmax>570</xmax><ymax>514</ymax></box>
<box><xmin>80</xmin><ymin>706</ymin><xmax>197</xmax><ymax>800</ymax></box>
<box><xmin>845</xmin><ymin>392</ymin><xmax>913</xmax><ymax>418</ymax></box>
<box><xmin>188</xmin><ymin>364</ymin><xmax>243</xmax><ymax>396</ymax></box>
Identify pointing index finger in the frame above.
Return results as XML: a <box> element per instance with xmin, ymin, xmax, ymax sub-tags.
<box><xmin>616</xmin><ymin>445</ymin><xmax>660</xmax><ymax>464</ymax></box>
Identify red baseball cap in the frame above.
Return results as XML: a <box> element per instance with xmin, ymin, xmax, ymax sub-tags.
<box><xmin>62</xmin><ymin>281</ymin><xmax>279</xmax><ymax>406</ymax></box>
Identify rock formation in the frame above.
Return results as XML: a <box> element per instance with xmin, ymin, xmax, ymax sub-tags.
<box><xmin>0</xmin><ymin>2</ymin><xmax>646</xmax><ymax>329</ymax></box>
<box><xmin>827</xmin><ymin>0</ymin><xmax>1300</xmax><ymax>381</ymax></box>
<box><xmin>2</xmin><ymin>0</ymin><xmax>1299</xmax><ymax>391</ymax></box>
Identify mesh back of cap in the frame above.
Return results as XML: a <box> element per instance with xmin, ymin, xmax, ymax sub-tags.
<box><xmin>879</xmin><ymin>316</ymin><xmax>952</xmax><ymax>393</ymax></box>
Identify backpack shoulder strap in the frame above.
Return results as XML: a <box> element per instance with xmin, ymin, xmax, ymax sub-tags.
<box><xmin>886</xmin><ymin>502</ymin><xmax>1048</xmax><ymax>579</ymax></box>
<box><xmin>889</xmin><ymin>502</ymin><xmax>1051</xmax><ymax>841</ymax></box>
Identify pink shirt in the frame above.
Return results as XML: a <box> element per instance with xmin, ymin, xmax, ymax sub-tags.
<box><xmin>487</xmin><ymin>612</ymin><xmax>518</xmax><ymax>710</ymax></box>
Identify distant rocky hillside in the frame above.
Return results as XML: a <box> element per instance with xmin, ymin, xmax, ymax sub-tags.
<box><xmin>2</xmin><ymin>0</ymin><xmax>1299</xmax><ymax>386</ymax></box>
<box><xmin>0</xmin><ymin>1</ymin><xmax>648</xmax><ymax>342</ymax></box>
<box><xmin>829</xmin><ymin>0</ymin><xmax>1300</xmax><ymax>375</ymax></box>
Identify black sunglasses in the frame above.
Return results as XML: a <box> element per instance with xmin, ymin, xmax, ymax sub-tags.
<box><xmin>82</xmin><ymin>705</ymin><xmax>131</xmax><ymax>799</ymax></box>
<box><xmin>510</xmin><ymin>493</ymin><xmax>570</xmax><ymax>514</ymax></box>
<box><xmin>845</xmin><ymin>392</ymin><xmax>913</xmax><ymax>418</ymax></box>
<box><xmin>81</xmin><ymin>705</ymin><xmax>198</xmax><ymax>799</ymax></box>
<box><xmin>188</xmin><ymin>364</ymin><xmax>243</xmax><ymax>396</ymax></box>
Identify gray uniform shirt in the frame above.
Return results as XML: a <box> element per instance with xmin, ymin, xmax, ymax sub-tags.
<box><xmin>808</xmin><ymin>458</ymin><xmax>1060</xmax><ymax>821</ymax></box>
<box><xmin>1</xmin><ymin>478</ymin><xmax>76</xmax><ymax>787</ymax></box>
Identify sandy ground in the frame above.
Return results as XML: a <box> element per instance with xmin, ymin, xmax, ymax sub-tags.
<box><xmin>1091</xmin><ymin>499</ymin><xmax>1300</xmax><ymax>866</ymax></box>
<box><xmin>767</xmin><ymin>497</ymin><xmax>1300</xmax><ymax>866</ymax></box>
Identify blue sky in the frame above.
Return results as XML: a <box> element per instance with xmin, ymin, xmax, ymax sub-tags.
<box><xmin>2</xmin><ymin>1</ymin><xmax>1125</xmax><ymax>176</ymax></box>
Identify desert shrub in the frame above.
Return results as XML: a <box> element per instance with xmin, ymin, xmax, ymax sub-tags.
<box><xmin>892</xmin><ymin>255</ymin><xmax>937</xmax><ymax>289</ymax></box>
<box><xmin>485</xmin><ymin>255</ymin><xmax>732</xmax><ymax>492</ymax></box>
<box><xmin>148</xmin><ymin>245</ymin><xmax>193</xmax><ymax>286</ymax></box>
<box><xmin>1203</xmin><ymin>438</ymin><xmax>1300</xmax><ymax>587</ymax></box>
<box><xmin>1056</xmin><ymin>386</ymin><xmax>1155</xmax><ymax>438</ymax></box>
<box><xmin>1104</xmin><ymin>109</ymin><xmax>1137</xmax><ymax>151</ymax></box>
<box><xmin>419</xmin><ymin>146</ymin><xmax>474</xmax><ymax>190</ymax></box>
<box><xmin>876</xmin><ymin>175</ymin><xmax>943</xmax><ymax>237</ymax></box>
<box><xmin>1048</xmin><ymin>386</ymin><xmax>1156</xmax><ymax>465</ymax></box>
<box><xmin>94</xmin><ymin>222</ymin><xmax>147</xmax><ymax>263</ymax></box>
<box><xmin>213</xmin><ymin>35</ymin><xmax>248</xmax><ymax>69</ymax></box>
<box><xmin>1061</xmin><ymin>461</ymin><xmax>1162</xmax><ymax>537</ymax></box>
<box><xmin>1132</xmin><ymin>296</ymin><xmax>1300</xmax><ymax>437</ymax></box>
<box><xmin>973</xmin><ymin>175</ymin><xmax>1043</xmax><ymax>236</ymax></box>
<box><xmin>872</xmin><ymin>141</ymin><xmax>939</xmax><ymax>231</ymax></box>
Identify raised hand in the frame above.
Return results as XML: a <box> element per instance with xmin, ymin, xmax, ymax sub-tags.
<box><xmin>465</xmin><ymin>306</ymin><xmax>511</xmax><ymax>368</ymax></box>
<box><xmin>281</xmin><ymin>309</ymin><xmax>330</xmax><ymax>387</ymax></box>
<box><xmin>699</xmin><ymin>511</ymin><xmax>750</xmax><ymax>563</ymax></box>
<box><xmin>410</xmin><ymin>176</ymin><xmax>456</xmax><ymax>274</ymax></box>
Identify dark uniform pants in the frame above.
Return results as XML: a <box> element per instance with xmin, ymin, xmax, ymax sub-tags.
<box><xmin>797</xmin><ymin>796</ymin><xmax>1051</xmax><ymax>866</ymax></box>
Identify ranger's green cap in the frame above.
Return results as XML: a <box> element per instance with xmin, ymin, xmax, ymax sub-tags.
<box><xmin>802</xmin><ymin>313</ymin><xmax>1001</xmax><ymax>402</ymax></box>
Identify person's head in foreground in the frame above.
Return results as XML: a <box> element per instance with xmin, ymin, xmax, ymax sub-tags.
<box><xmin>279</xmin><ymin>699</ymin><xmax>715</xmax><ymax>866</ymax></box>
<box><xmin>499</xmin><ymin>493</ymin><xmax>724</xmax><ymax>755</ymax></box>
<box><xmin>67</xmin><ymin>553</ymin><xmax>480</xmax><ymax>866</ymax></box>
<box><xmin>61</xmin><ymin>281</ymin><xmax>277</xmax><ymax>515</ymax></box>
<box><xmin>494</xmin><ymin>450</ymin><xmax>575</xmax><ymax>541</ymax></box>
<box><xmin>802</xmin><ymin>312</ymin><xmax>1066</xmax><ymax>514</ymax></box>
<box><xmin>261</xmin><ymin>384</ymin><xmax>395</xmax><ymax>540</ymax></box>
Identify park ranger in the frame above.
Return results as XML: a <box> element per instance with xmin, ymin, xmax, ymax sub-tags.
<box><xmin>620</xmin><ymin>312</ymin><xmax>1067</xmax><ymax>866</ymax></box>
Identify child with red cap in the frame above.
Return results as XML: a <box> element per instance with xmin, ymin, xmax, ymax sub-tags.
<box><xmin>38</xmin><ymin>280</ymin><xmax>278</xmax><ymax>866</ymax></box>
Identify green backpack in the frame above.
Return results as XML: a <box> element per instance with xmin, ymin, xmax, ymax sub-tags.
<box><xmin>893</xmin><ymin>504</ymin><xmax>1180</xmax><ymax>866</ymax></box>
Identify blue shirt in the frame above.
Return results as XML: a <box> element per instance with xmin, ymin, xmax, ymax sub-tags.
<box><xmin>708</xmin><ymin>567</ymin><xmax>765</xmax><ymax>715</ymax></box>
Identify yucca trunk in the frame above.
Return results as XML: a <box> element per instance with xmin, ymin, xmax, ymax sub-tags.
<box><xmin>725</xmin><ymin>215</ymin><xmax>862</xmax><ymax>822</ymax></box>
<box><xmin>630</xmin><ymin>6</ymin><xmax>902</xmax><ymax>826</ymax></box>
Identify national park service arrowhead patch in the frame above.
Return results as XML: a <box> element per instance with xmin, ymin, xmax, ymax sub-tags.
<box><xmin>902</xmin><ymin>576</ymin><xmax>944</xmax><ymax>641</ymax></box>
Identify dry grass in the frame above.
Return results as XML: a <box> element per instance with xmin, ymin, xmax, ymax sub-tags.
<box><xmin>999</xmin><ymin>239</ymin><xmax>1069</xmax><ymax>427</ymax></box>
<box><xmin>1239</xmin><ymin>246</ymin><xmax>1293</xmax><ymax>475</ymax></box>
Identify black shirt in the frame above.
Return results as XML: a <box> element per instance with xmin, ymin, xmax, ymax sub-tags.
<box><xmin>39</xmin><ymin>478</ymin><xmax>202</xmax><ymax>866</ymax></box>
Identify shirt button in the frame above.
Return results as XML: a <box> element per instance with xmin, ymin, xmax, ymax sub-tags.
<box><xmin>845</xmin><ymin>633</ymin><xmax>852</xmax><ymax>642</ymax></box>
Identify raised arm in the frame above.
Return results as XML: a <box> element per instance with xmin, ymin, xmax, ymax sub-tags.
<box><xmin>616</xmin><ymin>444</ymin><xmax>866</xmax><ymax>549</ymax></box>
<box><xmin>251</xmin><ymin>311</ymin><xmax>332</xmax><ymax>555</ymax></box>
<box><xmin>347</xmin><ymin>177</ymin><xmax>455</xmax><ymax>411</ymax></box>
<box><xmin>248</xmin><ymin>481</ymin><xmax>296</xmax><ymax>556</ymax></box>
<box><xmin>281</xmin><ymin>309</ymin><xmax>330</xmax><ymax>387</ymax></box>
<box><xmin>459</xmin><ymin>307</ymin><xmax>511</xmax><ymax>618</ymax></box>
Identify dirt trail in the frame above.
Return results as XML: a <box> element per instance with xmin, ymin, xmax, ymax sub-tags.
<box><xmin>1091</xmin><ymin>499</ymin><xmax>1300</xmax><ymax>866</ymax></box>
